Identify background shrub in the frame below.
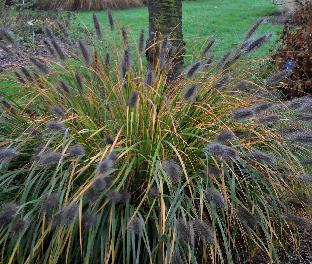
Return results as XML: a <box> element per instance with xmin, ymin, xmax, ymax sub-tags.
<box><xmin>273</xmin><ymin>0</ymin><xmax>298</xmax><ymax>14</ymax></box>
<box><xmin>34</xmin><ymin>0</ymin><xmax>145</xmax><ymax>10</ymax></box>
<box><xmin>273</xmin><ymin>0</ymin><xmax>312</xmax><ymax>97</ymax></box>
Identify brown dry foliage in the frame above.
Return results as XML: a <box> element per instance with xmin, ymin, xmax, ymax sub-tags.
<box><xmin>35</xmin><ymin>0</ymin><xmax>146</xmax><ymax>10</ymax></box>
<box><xmin>274</xmin><ymin>1</ymin><xmax>312</xmax><ymax>97</ymax></box>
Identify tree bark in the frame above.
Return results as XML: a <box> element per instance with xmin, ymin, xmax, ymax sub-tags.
<box><xmin>147</xmin><ymin>0</ymin><xmax>184</xmax><ymax>80</ymax></box>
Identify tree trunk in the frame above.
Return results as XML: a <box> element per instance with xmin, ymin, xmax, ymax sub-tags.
<box><xmin>147</xmin><ymin>0</ymin><xmax>184</xmax><ymax>80</ymax></box>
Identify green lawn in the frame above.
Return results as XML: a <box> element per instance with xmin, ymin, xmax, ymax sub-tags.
<box><xmin>0</xmin><ymin>0</ymin><xmax>282</xmax><ymax>98</ymax></box>
<box><xmin>75</xmin><ymin>0</ymin><xmax>282</xmax><ymax>62</ymax></box>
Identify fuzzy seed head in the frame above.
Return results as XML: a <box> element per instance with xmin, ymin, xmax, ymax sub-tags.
<box><xmin>193</xmin><ymin>219</ymin><xmax>213</xmax><ymax>243</ymax></box>
<box><xmin>301</xmin><ymin>160</ymin><xmax>312</xmax><ymax>166</ymax></box>
<box><xmin>43</xmin><ymin>27</ymin><xmax>53</xmax><ymax>39</ymax></box>
<box><xmin>265</xmin><ymin>69</ymin><xmax>292</xmax><ymax>86</ymax></box>
<box><xmin>121</xmin><ymin>27</ymin><xmax>128</xmax><ymax>46</ymax></box>
<box><xmin>295</xmin><ymin>174</ymin><xmax>312</xmax><ymax>184</ymax></box>
<box><xmin>92</xmin><ymin>13</ymin><xmax>102</xmax><ymax>39</ymax></box>
<box><xmin>92</xmin><ymin>176</ymin><xmax>112</xmax><ymax>193</ymax></box>
<box><xmin>159</xmin><ymin>36</ymin><xmax>171</xmax><ymax>69</ymax></box>
<box><xmin>286</xmin><ymin>96</ymin><xmax>312</xmax><ymax>109</ymax></box>
<box><xmin>83</xmin><ymin>212</ymin><xmax>97</xmax><ymax>230</ymax></box>
<box><xmin>145</xmin><ymin>69</ymin><xmax>155</xmax><ymax>87</ymax></box>
<box><xmin>11</xmin><ymin>218</ymin><xmax>26</xmax><ymax>236</ymax></box>
<box><xmin>288</xmin><ymin>132</ymin><xmax>312</xmax><ymax>144</ymax></box>
<box><xmin>161</xmin><ymin>35</ymin><xmax>170</xmax><ymax>54</ymax></box>
<box><xmin>86</xmin><ymin>177</ymin><xmax>113</xmax><ymax>202</ymax></box>
<box><xmin>50</xmin><ymin>106</ymin><xmax>65</xmax><ymax>118</ymax></box>
<box><xmin>0</xmin><ymin>29</ymin><xmax>15</xmax><ymax>44</ymax></box>
<box><xmin>207</xmin><ymin>166</ymin><xmax>222</xmax><ymax>179</ymax></box>
<box><xmin>0</xmin><ymin>42</ymin><xmax>12</xmax><ymax>54</ymax></box>
<box><xmin>78</xmin><ymin>39</ymin><xmax>91</xmax><ymax>65</ymax></box>
<box><xmin>217</xmin><ymin>51</ymin><xmax>231</xmax><ymax>69</ymax></box>
<box><xmin>236</xmin><ymin>207</ymin><xmax>258</xmax><ymax>227</ymax></box>
<box><xmin>57</xmin><ymin>21</ymin><xmax>68</xmax><ymax>38</ymax></box>
<box><xmin>97</xmin><ymin>158</ymin><xmax>114</xmax><ymax>176</ymax></box>
<box><xmin>68</xmin><ymin>144</ymin><xmax>85</xmax><ymax>158</ymax></box>
<box><xmin>149</xmin><ymin>185</ymin><xmax>160</xmax><ymax>198</ymax></box>
<box><xmin>107</xmin><ymin>9</ymin><xmax>114</xmax><ymax>31</ymax></box>
<box><xmin>202</xmin><ymin>37</ymin><xmax>216</xmax><ymax>57</ymax></box>
<box><xmin>279</xmin><ymin>127</ymin><xmax>305</xmax><ymax>137</ymax></box>
<box><xmin>253</xmin><ymin>103</ymin><xmax>273</xmax><ymax>114</ymax></box>
<box><xmin>47</xmin><ymin>121</ymin><xmax>66</xmax><ymax>133</ymax></box>
<box><xmin>183</xmin><ymin>84</ymin><xmax>198</xmax><ymax>102</ymax></box>
<box><xmin>104</xmin><ymin>135</ymin><xmax>114</xmax><ymax>145</ymax></box>
<box><xmin>59</xmin><ymin>80</ymin><xmax>70</xmax><ymax>93</ymax></box>
<box><xmin>32</xmin><ymin>144</ymin><xmax>47</xmax><ymax>160</ymax></box>
<box><xmin>128</xmin><ymin>91</ymin><xmax>139</xmax><ymax>108</ymax></box>
<box><xmin>246</xmin><ymin>150</ymin><xmax>276</xmax><ymax>166</ymax></box>
<box><xmin>128</xmin><ymin>216</ymin><xmax>144</xmax><ymax>235</ymax></box>
<box><xmin>232</xmin><ymin>108</ymin><xmax>255</xmax><ymax>121</ymax></box>
<box><xmin>204</xmin><ymin>188</ymin><xmax>227</xmax><ymax>209</ymax></box>
<box><xmin>43</xmin><ymin>39</ymin><xmax>56</xmax><ymax>56</ymax></box>
<box><xmin>53</xmin><ymin>202</ymin><xmax>78</xmax><ymax>227</ymax></box>
<box><xmin>285</xmin><ymin>215</ymin><xmax>312</xmax><ymax>230</ymax></box>
<box><xmin>172</xmin><ymin>250</ymin><xmax>184</xmax><ymax>264</ymax></box>
<box><xmin>162</xmin><ymin>160</ymin><xmax>183</xmax><ymax>183</ymax></box>
<box><xmin>244</xmin><ymin>18</ymin><xmax>264</xmax><ymax>41</ymax></box>
<box><xmin>21</xmin><ymin>67</ymin><xmax>34</xmax><ymax>82</ymax></box>
<box><xmin>107</xmin><ymin>191</ymin><xmax>131</xmax><ymax>204</ymax></box>
<box><xmin>121</xmin><ymin>47</ymin><xmax>132</xmax><ymax>78</ymax></box>
<box><xmin>203</xmin><ymin>55</ymin><xmax>213</xmax><ymax>69</ymax></box>
<box><xmin>258</xmin><ymin>115</ymin><xmax>281</xmax><ymax>126</ymax></box>
<box><xmin>51</xmin><ymin>39</ymin><xmax>66</xmax><ymax>60</ymax></box>
<box><xmin>138</xmin><ymin>29</ymin><xmax>145</xmax><ymax>54</ymax></box>
<box><xmin>186</xmin><ymin>62</ymin><xmax>201</xmax><ymax>78</ymax></box>
<box><xmin>30</xmin><ymin>57</ymin><xmax>50</xmax><ymax>74</ymax></box>
<box><xmin>222</xmin><ymin>53</ymin><xmax>239</xmax><ymax>70</ymax></box>
<box><xmin>176</xmin><ymin>219</ymin><xmax>194</xmax><ymax>247</ymax></box>
<box><xmin>216</xmin><ymin>130</ymin><xmax>236</xmax><ymax>143</ymax></box>
<box><xmin>234</xmin><ymin>80</ymin><xmax>250</xmax><ymax>91</ymax></box>
<box><xmin>75</xmin><ymin>72</ymin><xmax>84</xmax><ymax>91</ymax></box>
<box><xmin>204</xmin><ymin>143</ymin><xmax>238</xmax><ymax>159</ymax></box>
<box><xmin>241</xmin><ymin>34</ymin><xmax>272</xmax><ymax>55</ymax></box>
<box><xmin>0</xmin><ymin>202</ymin><xmax>17</xmax><ymax>227</ymax></box>
<box><xmin>298</xmin><ymin>103</ymin><xmax>312</xmax><ymax>113</ymax></box>
<box><xmin>0</xmin><ymin>97</ymin><xmax>17</xmax><ymax>115</ymax></box>
<box><xmin>214</xmin><ymin>75</ymin><xmax>231</xmax><ymax>90</ymax></box>
<box><xmin>0</xmin><ymin>148</ymin><xmax>18</xmax><ymax>162</ymax></box>
<box><xmin>108</xmin><ymin>151</ymin><xmax>118</xmax><ymax>162</ymax></box>
<box><xmin>38</xmin><ymin>151</ymin><xmax>62</xmax><ymax>167</ymax></box>
<box><xmin>14</xmin><ymin>71</ymin><xmax>26</xmax><ymax>84</ymax></box>
<box><xmin>104</xmin><ymin>52</ymin><xmax>110</xmax><ymax>66</ymax></box>
<box><xmin>41</xmin><ymin>192</ymin><xmax>60</xmax><ymax>214</ymax></box>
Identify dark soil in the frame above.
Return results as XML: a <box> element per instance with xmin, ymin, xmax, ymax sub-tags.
<box><xmin>252</xmin><ymin>228</ymin><xmax>312</xmax><ymax>264</ymax></box>
<box><xmin>0</xmin><ymin>42</ymin><xmax>50</xmax><ymax>72</ymax></box>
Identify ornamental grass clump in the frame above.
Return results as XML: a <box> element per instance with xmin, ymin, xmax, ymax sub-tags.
<box><xmin>0</xmin><ymin>16</ymin><xmax>311</xmax><ymax>264</ymax></box>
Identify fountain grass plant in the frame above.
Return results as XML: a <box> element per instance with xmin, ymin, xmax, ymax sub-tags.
<box><xmin>0</xmin><ymin>15</ymin><xmax>311</xmax><ymax>264</ymax></box>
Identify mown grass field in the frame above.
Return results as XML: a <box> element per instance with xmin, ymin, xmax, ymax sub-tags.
<box><xmin>76</xmin><ymin>0</ymin><xmax>282</xmax><ymax>60</ymax></box>
<box><xmin>0</xmin><ymin>0</ymin><xmax>282</xmax><ymax>98</ymax></box>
